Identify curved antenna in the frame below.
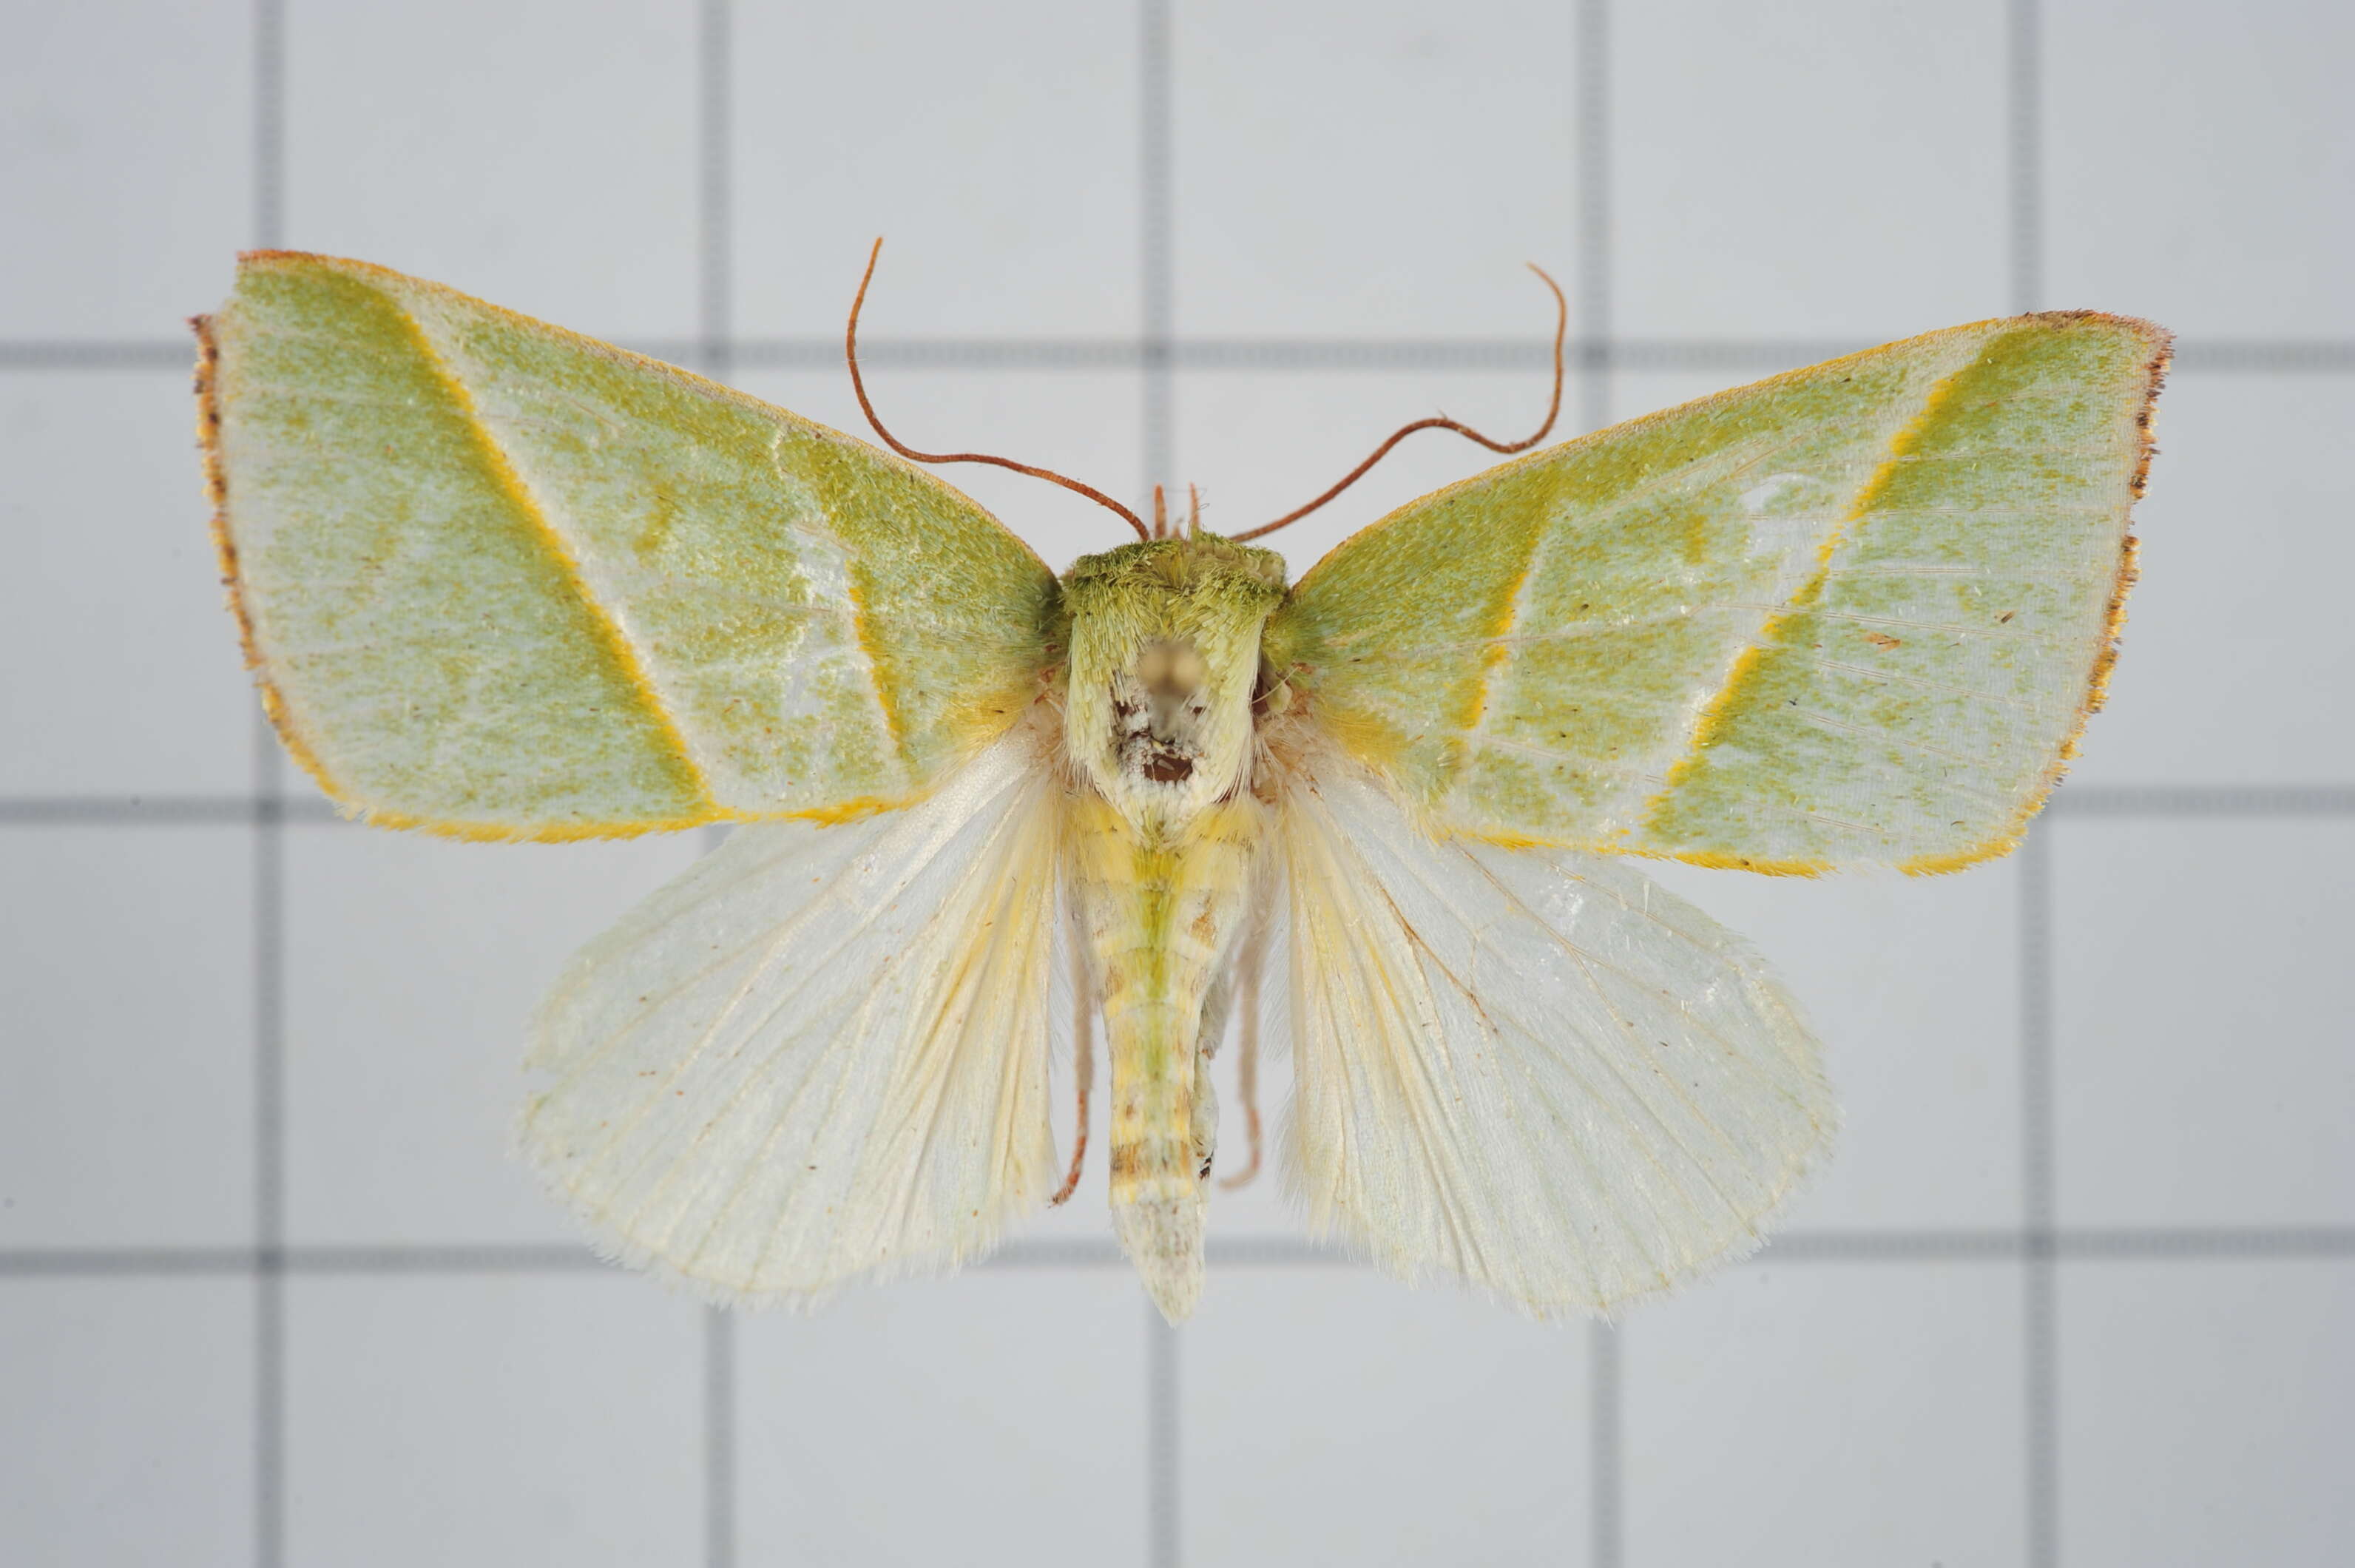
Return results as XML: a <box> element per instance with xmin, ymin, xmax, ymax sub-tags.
<box><xmin>1229</xmin><ymin>264</ymin><xmax>1567</xmax><ymax>544</ymax></box>
<box><xmin>846</xmin><ymin>238</ymin><xmax>1150</xmax><ymax>542</ymax></box>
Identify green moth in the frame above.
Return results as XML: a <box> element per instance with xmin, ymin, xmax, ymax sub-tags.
<box><xmin>195</xmin><ymin>248</ymin><xmax>2166</xmax><ymax>1322</ymax></box>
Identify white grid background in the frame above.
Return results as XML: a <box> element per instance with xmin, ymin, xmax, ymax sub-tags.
<box><xmin>4</xmin><ymin>2</ymin><xmax>2352</xmax><ymax>1564</ymax></box>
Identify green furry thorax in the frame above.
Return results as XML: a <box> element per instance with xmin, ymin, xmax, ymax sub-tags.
<box><xmin>1055</xmin><ymin>535</ymin><xmax>1290</xmax><ymax>835</ymax></box>
<box><xmin>1055</xmin><ymin>534</ymin><xmax>1288</xmax><ymax>616</ymax></box>
<box><xmin>1055</xmin><ymin>534</ymin><xmax>1288</xmax><ymax>686</ymax></box>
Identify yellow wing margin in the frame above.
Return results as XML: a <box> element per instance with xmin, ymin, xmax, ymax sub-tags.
<box><xmin>197</xmin><ymin>251</ymin><xmax>1056</xmax><ymax>841</ymax></box>
<box><xmin>1263</xmin><ymin>312</ymin><xmax>2169</xmax><ymax>874</ymax></box>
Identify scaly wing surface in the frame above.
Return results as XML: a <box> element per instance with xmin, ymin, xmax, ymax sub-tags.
<box><xmin>198</xmin><ymin>251</ymin><xmax>1055</xmax><ymax>839</ymax></box>
<box><xmin>518</xmin><ymin>724</ymin><xmax>1063</xmax><ymax>1302</ymax></box>
<box><xmin>1265</xmin><ymin>313</ymin><xmax>2169</xmax><ymax>872</ymax></box>
<box><xmin>1270</xmin><ymin>738</ymin><xmax>1834</xmax><ymax>1314</ymax></box>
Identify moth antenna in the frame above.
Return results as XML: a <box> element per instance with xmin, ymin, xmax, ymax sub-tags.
<box><xmin>1217</xmin><ymin>936</ymin><xmax>1265</xmax><ymax>1191</ymax></box>
<box><xmin>847</xmin><ymin>237</ymin><xmax>1150</xmax><ymax>542</ymax></box>
<box><xmin>1152</xmin><ymin>483</ymin><xmax>1169</xmax><ymax>540</ymax></box>
<box><xmin>1186</xmin><ymin>482</ymin><xmax>1201</xmax><ymax>538</ymax></box>
<box><xmin>1231</xmin><ymin>263</ymin><xmax>1567</xmax><ymax>543</ymax></box>
<box><xmin>1050</xmin><ymin>938</ymin><xmax>1097</xmax><ymax>1207</ymax></box>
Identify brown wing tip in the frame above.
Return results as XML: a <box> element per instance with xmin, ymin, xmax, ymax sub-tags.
<box><xmin>1913</xmin><ymin>321</ymin><xmax>2171</xmax><ymax>876</ymax></box>
<box><xmin>2073</xmin><ymin>326</ymin><xmax>2169</xmax><ymax>731</ymax></box>
<box><xmin>195</xmin><ymin>305</ymin><xmax>353</xmax><ymax>813</ymax></box>
<box><xmin>192</xmin><ymin>311</ymin><xmax>249</xmax><ymax>663</ymax></box>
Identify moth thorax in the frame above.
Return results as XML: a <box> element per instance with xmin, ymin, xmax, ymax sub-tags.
<box><xmin>1056</xmin><ymin>535</ymin><xmax>1288</xmax><ymax>835</ymax></box>
<box><xmin>1090</xmin><ymin>628</ymin><xmax>1254</xmax><ymax>832</ymax></box>
<box><xmin>1115</xmin><ymin>639</ymin><xmax>1210</xmax><ymax>785</ymax></box>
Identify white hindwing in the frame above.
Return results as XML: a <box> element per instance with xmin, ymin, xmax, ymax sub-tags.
<box><xmin>518</xmin><ymin>725</ymin><xmax>1063</xmax><ymax>1305</ymax></box>
<box><xmin>1274</xmin><ymin>747</ymin><xmax>1836</xmax><ymax>1315</ymax></box>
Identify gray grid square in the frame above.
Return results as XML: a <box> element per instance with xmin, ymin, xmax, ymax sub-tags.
<box><xmin>0</xmin><ymin>4</ymin><xmax>254</xmax><ymax>339</ymax></box>
<box><xmin>1173</xmin><ymin>0</ymin><xmax>1587</xmax><ymax>340</ymax></box>
<box><xmin>2046</xmin><ymin>0</ymin><xmax>2355</xmax><ymax>337</ymax></box>
<box><xmin>733</xmin><ymin>2</ymin><xmax>1145</xmax><ymax>341</ymax></box>
<box><xmin>283</xmin><ymin>826</ymin><xmax>699</xmax><ymax>1246</ymax></box>
<box><xmin>1626</xmin><ymin>1261</ymin><xmax>2029</xmax><ymax>1562</ymax></box>
<box><xmin>2056</xmin><ymin>1258</ymin><xmax>2355</xmax><ymax>1564</ymax></box>
<box><xmin>736</xmin><ymin>1272</ymin><xmax>1152</xmax><ymax>1565</ymax></box>
<box><xmin>285</xmin><ymin>0</ymin><xmax>703</xmax><ymax>342</ymax></box>
<box><xmin>0</xmin><ymin>828</ymin><xmax>254</xmax><ymax>1248</ymax></box>
<box><xmin>1613</xmin><ymin>0</ymin><xmax>2010</xmax><ymax>339</ymax></box>
<box><xmin>2064</xmin><ymin>373</ymin><xmax>2355</xmax><ymax>788</ymax></box>
<box><xmin>1185</xmin><ymin>1268</ymin><xmax>1594</xmax><ymax>1566</ymax></box>
<box><xmin>0</xmin><ymin>374</ymin><xmax>257</xmax><ymax>796</ymax></box>
<box><xmin>2054</xmin><ymin>819</ymin><xmax>2355</xmax><ymax>1229</ymax></box>
<box><xmin>0</xmin><ymin>1279</ymin><xmax>255</xmax><ymax>1564</ymax></box>
<box><xmin>285</xmin><ymin>1274</ymin><xmax>703</xmax><ymax>1566</ymax></box>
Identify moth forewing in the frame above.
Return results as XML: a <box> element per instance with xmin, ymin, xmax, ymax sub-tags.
<box><xmin>202</xmin><ymin>251</ymin><xmax>1057</xmax><ymax>841</ymax></box>
<box><xmin>1264</xmin><ymin>311</ymin><xmax>2169</xmax><ymax>873</ymax></box>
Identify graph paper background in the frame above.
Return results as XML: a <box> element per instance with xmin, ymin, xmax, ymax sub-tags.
<box><xmin>4</xmin><ymin>1</ymin><xmax>2351</xmax><ymax>1564</ymax></box>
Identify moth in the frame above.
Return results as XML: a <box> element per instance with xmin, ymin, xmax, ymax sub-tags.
<box><xmin>195</xmin><ymin>246</ymin><xmax>2166</xmax><ymax>1322</ymax></box>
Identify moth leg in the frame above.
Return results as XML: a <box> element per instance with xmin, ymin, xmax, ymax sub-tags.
<box><xmin>1189</xmin><ymin>957</ymin><xmax>1239</xmax><ymax>1182</ymax></box>
<box><xmin>1192</xmin><ymin>1048</ymin><xmax>1220</xmax><ymax>1181</ymax></box>
<box><xmin>1217</xmin><ymin>938</ymin><xmax>1265</xmax><ymax>1191</ymax></box>
<box><xmin>1050</xmin><ymin>923</ymin><xmax>1096</xmax><ymax>1208</ymax></box>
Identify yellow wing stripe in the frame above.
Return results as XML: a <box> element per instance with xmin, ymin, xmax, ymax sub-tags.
<box><xmin>1644</xmin><ymin>314</ymin><xmax>2165</xmax><ymax>869</ymax></box>
<box><xmin>1275</xmin><ymin>310</ymin><xmax>2166</xmax><ymax>872</ymax></box>
<box><xmin>210</xmin><ymin>257</ymin><xmax>719</xmax><ymax>835</ymax></box>
<box><xmin>208</xmin><ymin>251</ymin><xmax>1059</xmax><ymax>837</ymax></box>
<box><xmin>391</xmin><ymin>296</ymin><xmax>721</xmax><ymax>816</ymax></box>
<box><xmin>204</xmin><ymin>315</ymin><xmax>722</xmax><ymax>845</ymax></box>
<box><xmin>1641</xmin><ymin>349</ymin><xmax>1977</xmax><ymax>821</ymax></box>
<box><xmin>1452</xmin><ymin>512</ymin><xmax>1550</xmax><ymax>760</ymax></box>
<box><xmin>842</xmin><ymin>572</ymin><xmax>916</xmax><ymax>777</ymax></box>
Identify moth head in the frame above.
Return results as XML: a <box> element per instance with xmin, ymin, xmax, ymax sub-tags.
<box><xmin>1058</xmin><ymin>535</ymin><xmax>1288</xmax><ymax>834</ymax></box>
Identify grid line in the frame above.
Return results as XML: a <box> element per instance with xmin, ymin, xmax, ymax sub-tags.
<box><xmin>2008</xmin><ymin>0</ymin><xmax>2043</xmax><ymax>317</ymax></box>
<box><xmin>1138</xmin><ymin>7</ymin><xmax>1182</xmax><ymax>1567</ymax></box>
<box><xmin>2009</xmin><ymin>4</ymin><xmax>2064</xmax><ymax>1558</ymax></box>
<box><xmin>1140</xmin><ymin>0</ymin><xmax>1175</xmax><ymax>511</ymax></box>
<box><xmin>248</xmin><ymin>3</ymin><xmax>287</xmax><ymax>1566</ymax></box>
<box><xmin>694</xmin><ymin>9</ymin><xmax>737</xmax><ymax>1565</ymax></box>
<box><xmin>2007</xmin><ymin>7</ymin><xmax>2066</xmax><ymax>1557</ymax></box>
<box><xmin>2021</xmin><ymin>828</ymin><xmax>2061</xmax><ymax>1568</ymax></box>
<box><xmin>1575</xmin><ymin>0</ymin><xmax>1612</xmax><ymax>440</ymax></box>
<box><xmin>10</xmin><ymin>1225</ymin><xmax>2351</xmax><ymax>1280</ymax></box>
<box><xmin>1146</xmin><ymin>1306</ymin><xmax>1181</xmax><ymax>1568</ymax></box>
<box><xmin>1575</xmin><ymin>8</ymin><xmax>1621</xmax><ymax>1565</ymax></box>
<box><xmin>4</xmin><ymin>781</ymin><xmax>2355</xmax><ymax>828</ymax></box>
<box><xmin>1589</xmin><ymin>1321</ymin><xmax>1621</xmax><ymax>1568</ymax></box>
<box><xmin>698</xmin><ymin>0</ymin><xmax>732</xmax><ymax>384</ymax></box>
<box><xmin>703</xmin><ymin>1305</ymin><xmax>735</xmax><ymax>1568</ymax></box>
<box><xmin>7</xmin><ymin>784</ymin><xmax>2352</xmax><ymax>831</ymax></box>
<box><xmin>251</xmin><ymin>788</ymin><xmax>285</xmax><ymax>1568</ymax></box>
<box><xmin>13</xmin><ymin>334</ymin><xmax>2355</xmax><ymax>375</ymax></box>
